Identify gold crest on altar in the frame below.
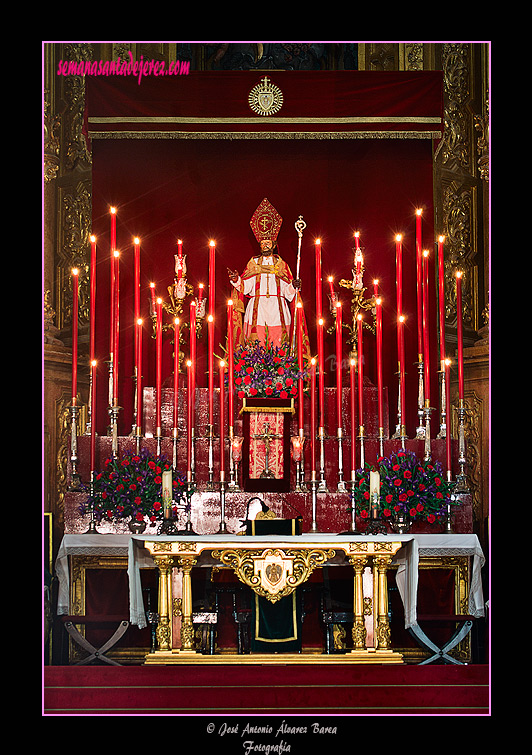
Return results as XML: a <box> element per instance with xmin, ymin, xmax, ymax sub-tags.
<box><xmin>252</xmin><ymin>548</ymin><xmax>295</xmax><ymax>598</ymax></box>
<box><xmin>248</xmin><ymin>76</ymin><xmax>283</xmax><ymax>117</ymax></box>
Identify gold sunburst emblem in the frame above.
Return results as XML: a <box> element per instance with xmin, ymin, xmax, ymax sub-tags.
<box><xmin>248</xmin><ymin>76</ymin><xmax>283</xmax><ymax>116</ymax></box>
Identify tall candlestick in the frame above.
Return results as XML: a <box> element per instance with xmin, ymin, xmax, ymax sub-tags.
<box><xmin>109</xmin><ymin>208</ymin><xmax>117</xmax><ymax>388</ymax></box>
<box><xmin>437</xmin><ymin>236</ymin><xmax>446</xmax><ymax>366</ymax></box>
<box><xmin>208</xmin><ymin>240</ymin><xmax>216</xmax><ymax>315</ymax></box>
<box><xmin>219</xmin><ymin>360</ymin><xmax>226</xmax><ymax>479</ymax></box>
<box><xmin>357</xmin><ymin>314</ymin><xmax>364</xmax><ymax>427</ymax></box>
<box><xmin>113</xmin><ymin>250</ymin><xmax>120</xmax><ymax>405</ymax></box>
<box><xmin>335</xmin><ymin>301</ymin><xmax>343</xmax><ymax>429</ymax></box>
<box><xmin>177</xmin><ymin>239</ymin><xmax>183</xmax><ymax>280</ymax></box>
<box><xmin>136</xmin><ymin>318</ymin><xmax>143</xmax><ymax>434</ymax></box>
<box><xmin>186</xmin><ymin>359</ymin><xmax>193</xmax><ymax>482</ymax></box>
<box><xmin>296</xmin><ymin>302</ymin><xmax>304</xmax><ymax>432</ymax></box>
<box><xmin>415</xmin><ymin>210</ymin><xmax>424</xmax><ymax>362</ymax></box>
<box><xmin>208</xmin><ymin>314</ymin><xmax>214</xmax><ymax>430</ymax></box>
<box><xmin>317</xmin><ymin>316</ymin><xmax>325</xmax><ymax>428</ymax></box>
<box><xmin>398</xmin><ymin>314</ymin><xmax>406</xmax><ymax>440</ymax></box>
<box><xmin>149</xmin><ymin>282</ymin><xmax>157</xmax><ymax>314</ymax></box>
<box><xmin>89</xmin><ymin>236</ymin><xmax>96</xmax><ymax>364</ymax></box>
<box><xmin>189</xmin><ymin>299</ymin><xmax>197</xmax><ymax>441</ymax></box>
<box><xmin>357</xmin><ymin>314</ymin><xmax>365</xmax><ymax>469</ymax></box>
<box><xmin>444</xmin><ymin>357</ymin><xmax>452</xmax><ymax>477</ymax></box>
<box><xmin>90</xmin><ymin>360</ymin><xmax>97</xmax><ymax>474</ymax></box>
<box><xmin>315</xmin><ymin>239</ymin><xmax>322</xmax><ymax>318</ymax></box>
<box><xmin>227</xmin><ymin>300</ymin><xmax>234</xmax><ymax>432</ymax></box>
<box><xmin>395</xmin><ymin>234</ymin><xmax>403</xmax><ymax>317</ymax></box>
<box><xmin>173</xmin><ymin>317</ymin><xmax>180</xmax><ymax>432</ymax></box>
<box><xmin>375</xmin><ymin>295</ymin><xmax>384</xmax><ymax>452</ymax></box>
<box><xmin>156</xmin><ymin>297</ymin><xmax>163</xmax><ymax>441</ymax></box>
<box><xmin>350</xmin><ymin>358</ymin><xmax>357</xmax><ymax>479</ymax></box>
<box><xmin>456</xmin><ymin>271</ymin><xmax>464</xmax><ymax>400</ymax></box>
<box><xmin>354</xmin><ymin>232</ymin><xmax>362</xmax><ymax>280</ymax></box>
<box><xmin>134</xmin><ymin>236</ymin><xmax>141</xmax><ymax>347</ymax></box>
<box><xmin>310</xmin><ymin>358</ymin><xmax>316</xmax><ymax>475</ymax></box>
<box><xmin>71</xmin><ymin>268</ymin><xmax>79</xmax><ymax>405</ymax></box>
<box><xmin>422</xmin><ymin>250</ymin><xmax>431</xmax><ymax>405</ymax></box>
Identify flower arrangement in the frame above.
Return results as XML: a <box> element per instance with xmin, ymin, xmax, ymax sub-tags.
<box><xmin>80</xmin><ymin>447</ymin><xmax>187</xmax><ymax>526</ymax></box>
<box><xmin>352</xmin><ymin>450</ymin><xmax>457</xmax><ymax>526</ymax></box>
<box><xmin>233</xmin><ymin>337</ymin><xmax>305</xmax><ymax>400</ymax></box>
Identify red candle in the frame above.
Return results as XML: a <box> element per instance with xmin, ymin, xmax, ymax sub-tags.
<box><xmin>136</xmin><ymin>318</ymin><xmax>143</xmax><ymax>431</ymax></box>
<box><xmin>113</xmin><ymin>250</ymin><xmax>120</xmax><ymax>404</ymax></box>
<box><xmin>357</xmin><ymin>314</ymin><xmax>364</xmax><ymax>428</ymax></box>
<box><xmin>89</xmin><ymin>235</ymin><xmax>96</xmax><ymax>364</ymax></box>
<box><xmin>395</xmin><ymin>234</ymin><xmax>403</xmax><ymax>316</ymax></box>
<box><xmin>328</xmin><ymin>276</ymin><xmax>335</xmax><ymax>298</ymax></box>
<box><xmin>156</xmin><ymin>298</ymin><xmax>163</xmax><ymax>436</ymax></box>
<box><xmin>444</xmin><ymin>357</ymin><xmax>452</xmax><ymax>477</ymax></box>
<box><xmin>186</xmin><ymin>359</ymin><xmax>192</xmax><ymax>481</ymax></box>
<box><xmin>456</xmin><ymin>271</ymin><xmax>465</xmax><ymax>400</ymax></box>
<box><xmin>335</xmin><ymin>301</ymin><xmax>342</xmax><ymax>430</ymax></box>
<box><xmin>219</xmin><ymin>360</ymin><xmax>226</xmax><ymax>478</ymax></box>
<box><xmin>198</xmin><ymin>283</ymin><xmax>204</xmax><ymax>302</ymax></box>
<box><xmin>208</xmin><ymin>314</ymin><xmax>214</xmax><ymax>428</ymax></box>
<box><xmin>398</xmin><ymin>314</ymin><xmax>406</xmax><ymax>430</ymax></box>
<box><xmin>315</xmin><ymin>239</ymin><xmax>322</xmax><ymax>318</ymax></box>
<box><xmin>190</xmin><ymin>299</ymin><xmax>196</xmax><ymax>428</ymax></box>
<box><xmin>90</xmin><ymin>360</ymin><xmax>97</xmax><ymax>473</ymax></box>
<box><xmin>350</xmin><ymin>358</ymin><xmax>357</xmax><ymax>476</ymax></box>
<box><xmin>227</xmin><ymin>300</ymin><xmax>234</xmax><ymax>431</ymax></box>
<box><xmin>296</xmin><ymin>302</ymin><xmax>304</xmax><ymax>433</ymax></box>
<box><xmin>317</xmin><ymin>316</ymin><xmax>325</xmax><ymax>429</ymax></box>
<box><xmin>415</xmin><ymin>210</ymin><xmax>424</xmax><ymax>362</ymax></box>
<box><xmin>354</xmin><ymin>232</ymin><xmax>362</xmax><ymax>277</ymax></box>
<box><xmin>422</xmin><ymin>250</ymin><xmax>431</xmax><ymax>404</ymax></box>
<box><xmin>177</xmin><ymin>239</ymin><xmax>183</xmax><ymax>280</ymax></box>
<box><xmin>310</xmin><ymin>358</ymin><xmax>317</xmax><ymax>475</ymax></box>
<box><xmin>208</xmin><ymin>240</ymin><xmax>216</xmax><ymax>313</ymax></box>
<box><xmin>173</xmin><ymin>317</ymin><xmax>180</xmax><ymax>431</ymax></box>
<box><xmin>437</xmin><ymin>236</ymin><xmax>446</xmax><ymax>367</ymax></box>
<box><xmin>134</xmin><ymin>237</ymin><xmax>141</xmax><ymax>355</ymax></box>
<box><xmin>109</xmin><ymin>208</ymin><xmax>117</xmax><ymax>386</ymax></box>
<box><xmin>375</xmin><ymin>295</ymin><xmax>384</xmax><ymax>433</ymax></box>
<box><xmin>71</xmin><ymin>268</ymin><xmax>79</xmax><ymax>405</ymax></box>
<box><xmin>149</xmin><ymin>282</ymin><xmax>157</xmax><ymax>314</ymax></box>
<box><xmin>373</xmin><ymin>279</ymin><xmax>379</xmax><ymax>298</ymax></box>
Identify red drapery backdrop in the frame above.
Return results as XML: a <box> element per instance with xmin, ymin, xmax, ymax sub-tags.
<box><xmin>86</xmin><ymin>71</ymin><xmax>443</xmax><ymax>438</ymax></box>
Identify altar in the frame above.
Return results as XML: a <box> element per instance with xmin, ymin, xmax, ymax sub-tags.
<box><xmin>55</xmin><ymin>531</ymin><xmax>485</xmax><ymax>665</ymax></box>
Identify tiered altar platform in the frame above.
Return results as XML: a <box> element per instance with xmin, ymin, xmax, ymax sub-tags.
<box><xmin>65</xmin><ymin>386</ymin><xmax>472</xmax><ymax>536</ymax></box>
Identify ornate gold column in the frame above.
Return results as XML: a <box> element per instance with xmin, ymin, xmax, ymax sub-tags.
<box><xmin>153</xmin><ymin>554</ymin><xmax>174</xmax><ymax>653</ymax></box>
<box><xmin>176</xmin><ymin>554</ymin><xmax>198</xmax><ymax>653</ymax></box>
<box><xmin>348</xmin><ymin>555</ymin><xmax>368</xmax><ymax>652</ymax></box>
<box><xmin>374</xmin><ymin>554</ymin><xmax>394</xmax><ymax>651</ymax></box>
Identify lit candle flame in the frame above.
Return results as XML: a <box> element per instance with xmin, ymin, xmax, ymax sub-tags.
<box><xmin>90</xmin><ymin>234</ymin><xmax>96</xmax><ymax>243</ymax></box>
<box><xmin>395</xmin><ymin>234</ymin><xmax>403</xmax><ymax>242</ymax></box>
<box><xmin>134</xmin><ymin>237</ymin><xmax>140</xmax><ymax>245</ymax></box>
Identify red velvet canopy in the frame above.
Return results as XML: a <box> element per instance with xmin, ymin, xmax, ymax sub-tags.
<box><xmin>85</xmin><ymin>70</ymin><xmax>443</xmax><ymax>437</ymax></box>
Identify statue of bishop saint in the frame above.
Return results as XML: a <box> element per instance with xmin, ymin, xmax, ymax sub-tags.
<box><xmin>228</xmin><ymin>198</ymin><xmax>305</xmax><ymax>350</ymax></box>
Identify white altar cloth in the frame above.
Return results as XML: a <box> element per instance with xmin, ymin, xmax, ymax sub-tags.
<box><xmin>55</xmin><ymin>532</ymin><xmax>485</xmax><ymax>632</ymax></box>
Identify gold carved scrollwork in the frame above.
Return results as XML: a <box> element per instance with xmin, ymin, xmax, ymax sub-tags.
<box><xmin>212</xmin><ymin>547</ymin><xmax>335</xmax><ymax>603</ymax></box>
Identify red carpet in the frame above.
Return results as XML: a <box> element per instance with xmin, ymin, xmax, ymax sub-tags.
<box><xmin>44</xmin><ymin>663</ymin><xmax>489</xmax><ymax>716</ymax></box>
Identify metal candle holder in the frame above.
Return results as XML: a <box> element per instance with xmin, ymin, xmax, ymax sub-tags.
<box><xmin>423</xmin><ymin>402</ymin><xmax>434</xmax><ymax>461</ymax></box>
<box><xmin>68</xmin><ymin>403</ymin><xmax>82</xmax><ymax>491</ymax></box>
<box><xmin>218</xmin><ymin>478</ymin><xmax>228</xmax><ymax>533</ymax></box>
<box><xmin>310</xmin><ymin>473</ymin><xmax>318</xmax><ymax>532</ymax></box>
<box><xmin>207</xmin><ymin>425</ymin><xmax>215</xmax><ymax>490</ymax></box>
<box><xmin>291</xmin><ymin>434</ymin><xmax>307</xmax><ymax>492</ymax></box>
<box><xmin>436</xmin><ymin>363</ymin><xmax>447</xmax><ymax>439</ymax></box>
<box><xmin>84</xmin><ymin>474</ymin><xmax>100</xmax><ymax>534</ymax></box>
<box><xmin>415</xmin><ymin>359</ymin><xmax>426</xmax><ymax>439</ymax></box>
<box><xmin>318</xmin><ymin>427</ymin><xmax>328</xmax><ymax>492</ymax></box>
<box><xmin>336</xmin><ymin>428</ymin><xmax>347</xmax><ymax>492</ymax></box>
<box><xmin>229</xmin><ymin>434</ymin><xmax>243</xmax><ymax>491</ymax></box>
<box><xmin>455</xmin><ymin>399</ymin><xmax>469</xmax><ymax>493</ymax></box>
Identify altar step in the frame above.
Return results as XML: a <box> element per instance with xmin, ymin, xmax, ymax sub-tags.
<box><xmin>43</xmin><ymin>663</ymin><xmax>489</xmax><ymax>716</ymax></box>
